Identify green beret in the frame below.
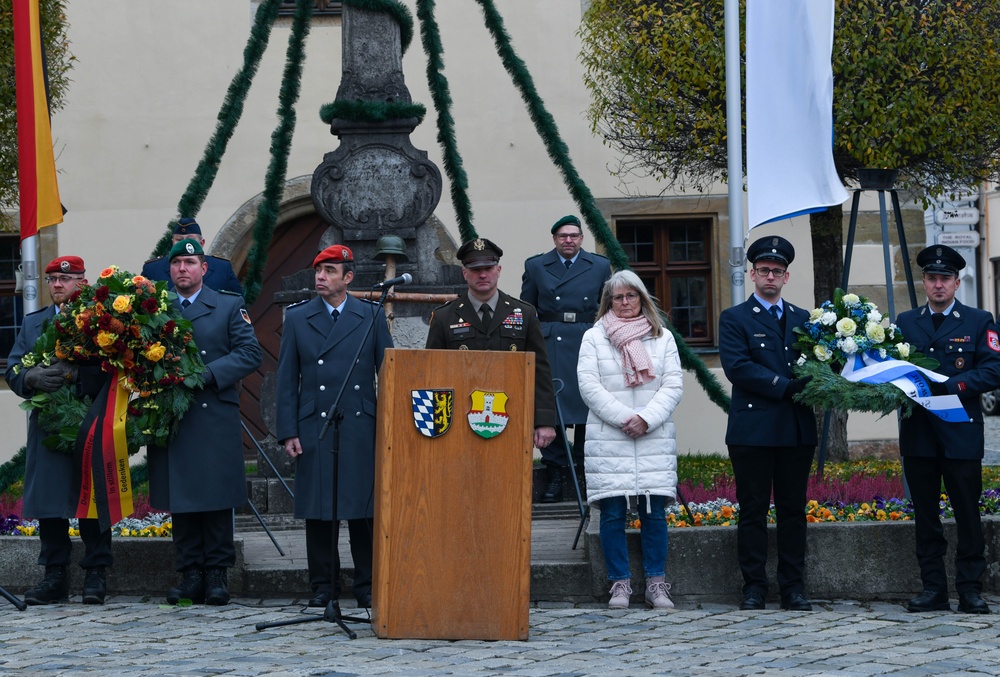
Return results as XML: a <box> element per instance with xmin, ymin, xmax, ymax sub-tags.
<box><xmin>551</xmin><ymin>215</ymin><xmax>582</xmax><ymax>234</ymax></box>
<box><xmin>169</xmin><ymin>238</ymin><xmax>205</xmax><ymax>261</ymax></box>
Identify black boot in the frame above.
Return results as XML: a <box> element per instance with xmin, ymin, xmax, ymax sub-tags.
<box><xmin>24</xmin><ymin>565</ymin><xmax>69</xmax><ymax>605</ymax></box>
<box><xmin>82</xmin><ymin>567</ymin><xmax>107</xmax><ymax>605</ymax></box>
<box><xmin>167</xmin><ymin>568</ymin><xmax>205</xmax><ymax>605</ymax></box>
<box><xmin>204</xmin><ymin>568</ymin><xmax>230</xmax><ymax>606</ymax></box>
<box><xmin>540</xmin><ymin>465</ymin><xmax>565</xmax><ymax>503</ymax></box>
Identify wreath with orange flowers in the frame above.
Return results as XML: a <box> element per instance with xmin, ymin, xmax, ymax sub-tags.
<box><xmin>14</xmin><ymin>266</ymin><xmax>206</xmax><ymax>454</ymax></box>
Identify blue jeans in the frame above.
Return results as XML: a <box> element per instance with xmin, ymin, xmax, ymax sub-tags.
<box><xmin>599</xmin><ymin>495</ymin><xmax>669</xmax><ymax>581</ymax></box>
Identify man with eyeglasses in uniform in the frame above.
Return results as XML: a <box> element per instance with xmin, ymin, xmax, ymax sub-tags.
<box><xmin>521</xmin><ymin>216</ymin><xmax>611</xmax><ymax>502</ymax></box>
<box><xmin>5</xmin><ymin>256</ymin><xmax>114</xmax><ymax>605</ymax></box>
<box><xmin>718</xmin><ymin>235</ymin><xmax>816</xmax><ymax>612</ymax></box>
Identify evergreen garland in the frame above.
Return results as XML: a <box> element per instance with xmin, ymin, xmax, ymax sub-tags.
<box><xmin>342</xmin><ymin>0</ymin><xmax>414</xmax><ymax>54</ymax></box>
<box><xmin>0</xmin><ymin>447</ymin><xmax>26</xmax><ymax>497</ymax></box>
<box><xmin>472</xmin><ymin>0</ymin><xmax>729</xmax><ymax>412</ymax></box>
<box><xmin>241</xmin><ymin>0</ymin><xmax>314</xmax><ymax>306</ymax></box>
<box><xmin>153</xmin><ymin>0</ymin><xmax>285</xmax><ymax>259</ymax></box>
<box><xmin>416</xmin><ymin>0</ymin><xmax>477</xmax><ymax>242</ymax></box>
<box><xmin>320</xmin><ymin>100</ymin><xmax>426</xmax><ymax>124</ymax></box>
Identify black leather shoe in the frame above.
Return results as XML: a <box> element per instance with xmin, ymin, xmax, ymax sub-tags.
<box><xmin>540</xmin><ymin>466</ymin><xmax>564</xmax><ymax>503</ymax></box>
<box><xmin>167</xmin><ymin>568</ymin><xmax>205</xmax><ymax>605</ymax></box>
<box><xmin>24</xmin><ymin>566</ymin><xmax>69</xmax><ymax>605</ymax></box>
<box><xmin>958</xmin><ymin>591</ymin><xmax>991</xmax><ymax>614</ymax></box>
<box><xmin>82</xmin><ymin>567</ymin><xmax>107</xmax><ymax>605</ymax></box>
<box><xmin>308</xmin><ymin>591</ymin><xmax>332</xmax><ymax>608</ymax></box>
<box><xmin>204</xmin><ymin>568</ymin><xmax>230</xmax><ymax>606</ymax></box>
<box><xmin>780</xmin><ymin>592</ymin><xmax>813</xmax><ymax>611</ymax></box>
<box><xmin>907</xmin><ymin>589</ymin><xmax>950</xmax><ymax>612</ymax></box>
<box><xmin>356</xmin><ymin>592</ymin><xmax>372</xmax><ymax>608</ymax></box>
<box><xmin>740</xmin><ymin>591</ymin><xmax>765</xmax><ymax>610</ymax></box>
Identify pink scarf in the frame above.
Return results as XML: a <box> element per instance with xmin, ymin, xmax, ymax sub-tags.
<box><xmin>602</xmin><ymin>312</ymin><xmax>655</xmax><ymax>387</ymax></box>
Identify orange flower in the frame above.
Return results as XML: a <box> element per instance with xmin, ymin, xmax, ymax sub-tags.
<box><xmin>55</xmin><ymin>341</ymin><xmax>70</xmax><ymax>360</ymax></box>
<box><xmin>720</xmin><ymin>505</ymin><xmax>734</xmax><ymax>518</ymax></box>
<box><xmin>100</xmin><ymin>266</ymin><xmax>116</xmax><ymax>279</ymax></box>
<box><xmin>807</xmin><ymin>515</ymin><xmax>819</xmax><ymax>523</ymax></box>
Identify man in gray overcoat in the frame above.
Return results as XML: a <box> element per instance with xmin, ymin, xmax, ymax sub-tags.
<box><xmin>276</xmin><ymin>244</ymin><xmax>393</xmax><ymax>610</ymax></box>
<box><xmin>5</xmin><ymin>255</ymin><xmax>113</xmax><ymax>605</ymax></box>
<box><xmin>521</xmin><ymin>215</ymin><xmax>611</xmax><ymax>501</ymax></box>
<box><xmin>147</xmin><ymin>238</ymin><xmax>262</xmax><ymax>606</ymax></box>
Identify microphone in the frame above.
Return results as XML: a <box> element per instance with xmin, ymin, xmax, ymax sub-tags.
<box><xmin>373</xmin><ymin>273</ymin><xmax>413</xmax><ymax>289</ymax></box>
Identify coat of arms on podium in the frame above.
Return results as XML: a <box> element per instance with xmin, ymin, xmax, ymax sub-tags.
<box><xmin>467</xmin><ymin>390</ymin><xmax>509</xmax><ymax>439</ymax></box>
<box><xmin>412</xmin><ymin>389</ymin><xmax>454</xmax><ymax>438</ymax></box>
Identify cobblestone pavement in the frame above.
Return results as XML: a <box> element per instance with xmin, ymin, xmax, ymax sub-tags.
<box><xmin>3</xmin><ymin>595</ymin><xmax>1000</xmax><ymax>675</ymax></box>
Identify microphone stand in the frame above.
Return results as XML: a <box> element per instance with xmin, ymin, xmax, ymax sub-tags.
<box><xmin>0</xmin><ymin>584</ymin><xmax>26</xmax><ymax>611</ymax></box>
<box><xmin>255</xmin><ymin>283</ymin><xmax>390</xmax><ymax>637</ymax></box>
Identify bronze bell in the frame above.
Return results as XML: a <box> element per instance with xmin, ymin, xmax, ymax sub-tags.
<box><xmin>373</xmin><ymin>235</ymin><xmax>409</xmax><ymax>262</ymax></box>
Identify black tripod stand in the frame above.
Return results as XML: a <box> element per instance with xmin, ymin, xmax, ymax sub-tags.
<box><xmin>255</xmin><ymin>284</ymin><xmax>389</xmax><ymax>638</ymax></box>
<box><xmin>0</xmin><ymin>584</ymin><xmax>27</xmax><ymax>611</ymax></box>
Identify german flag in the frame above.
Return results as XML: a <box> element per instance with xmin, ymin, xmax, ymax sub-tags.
<box><xmin>14</xmin><ymin>0</ymin><xmax>63</xmax><ymax>240</ymax></box>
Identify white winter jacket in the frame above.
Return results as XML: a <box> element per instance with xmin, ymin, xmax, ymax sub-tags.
<box><xmin>578</xmin><ymin>323</ymin><xmax>683</xmax><ymax>506</ymax></box>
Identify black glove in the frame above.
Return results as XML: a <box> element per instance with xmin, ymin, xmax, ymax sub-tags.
<box><xmin>23</xmin><ymin>363</ymin><xmax>73</xmax><ymax>393</ymax></box>
<box><xmin>785</xmin><ymin>376</ymin><xmax>812</xmax><ymax>399</ymax></box>
<box><xmin>928</xmin><ymin>379</ymin><xmax>949</xmax><ymax>396</ymax></box>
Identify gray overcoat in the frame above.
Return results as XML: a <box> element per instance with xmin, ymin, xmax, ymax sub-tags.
<box><xmin>275</xmin><ymin>294</ymin><xmax>392</xmax><ymax>521</ymax></box>
<box><xmin>147</xmin><ymin>286</ymin><xmax>262</xmax><ymax>513</ymax></box>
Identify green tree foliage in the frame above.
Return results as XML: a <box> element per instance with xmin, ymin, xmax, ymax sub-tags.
<box><xmin>0</xmin><ymin>0</ymin><xmax>74</xmax><ymax>230</ymax></box>
<box><xmin>580</xmin><ymin>0</ymin><xmax>1000</xmax><ymax>198</ymax></box>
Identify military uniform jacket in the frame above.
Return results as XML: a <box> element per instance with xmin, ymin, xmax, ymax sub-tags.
<box><xmin>275</xmin><ymin>294</ymin><xmax>393</xmax><ymax>521</ymax></box>
<box><xmin>425</xmin><ymin>289</ymin><xmax>556</xmax><ymax>428</ymax></box>
<box><xmin>141</xmin><ymin>255</ymin><xmax>243</xmax><ymax>296</ymax></box>
<box><xmin>5</xmin><ymin>306</ymin><xmax>105</xmax><ymax>518</ymax></box>
<box><xmin>147</xmin><ymin>286</ymin><xmax>262</xmax><ymax>513</ymax></box>
<box><xmin>719</xmin><ymin>296</ymin><xmax>817</xmax><ymax>447</ymax></box>
<box><xmin>896</xmin><ymin>301</ymin><xmax>1000</xmax><ymax>460</ymax></box>
<box><xmin>521</xmin><ymin>248</ymin><xmax>611</xmax><ymax>423</ymax></box>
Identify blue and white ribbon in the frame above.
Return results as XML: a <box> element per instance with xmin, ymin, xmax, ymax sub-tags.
<box><xmin>840</xmin><ymin>351</ymin><xmax>970</xmax><ymax>423</ymax></box>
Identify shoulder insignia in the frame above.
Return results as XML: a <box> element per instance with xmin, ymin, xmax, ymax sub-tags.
<box><xmin>988</xmin><ymin>330</ymin><xmax>1000</xmax><ymax>352</ymax></box>
<box><xmin>207</xmin><ymin>254</ymin><xmax>232</xmax><ymax>262</ymax></box>
<box><xmin>218</xmin><ymin>289</ymin><xmax>242</xmax><ymax>296</ymax></box>
<box><xmin>144</xmin><ymin>256</ymin><xmax>165</xmax><ymax>265</ymax></box>
<box><xmin>286</xmin><ymin>299</ymin><xmax>310</xmax><ymax>309</ymax></box>
<box><xmin>525</xmin><ymin>252</ymin><xmax>546</xmax><ymax>261</ymax></box>
<box><xmin>240</xmin><ymin>309</ymin><xmax>252</xmax><ymax>325</ymax></box>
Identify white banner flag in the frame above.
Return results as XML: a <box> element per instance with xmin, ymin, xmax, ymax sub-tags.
<box><xmin>746</xmin><ymin>0</ymin><xmax>848</xmax><ymax>230</ymax></box>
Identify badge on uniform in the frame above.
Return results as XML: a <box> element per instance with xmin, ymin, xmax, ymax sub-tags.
<box><xmin>989</xmin><ymin>330</ymin><xmax>1000</xmax><ymax>353</ymax></box>
<box><xmin>502</xmin><ymin>309</ymin><xmax>524</xmax><ymax>330</ymax></box>
<box><xmin>449</xmin><ymin>321</ymin><xmax>472</xmax><ymax>335</ymax></box>
<box><xmin>412</xmin><ymin>389</ymin><xmax>454</xmax><ymax>438</ymax></box>
<box><xmin>240</xmin><ymin>309</ymin><xmax>252</xmax><ymax>325</ymax></box>
<box><xmin>468</xmin><ymin>390</ymin><xmax>510</xmax><ymax>439</ymax></box>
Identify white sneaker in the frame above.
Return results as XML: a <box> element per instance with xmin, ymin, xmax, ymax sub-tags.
<box><xmin>645</xmin><ymin>576</ymin><xmax>674</xmax><ymax>610</ymax></box>
<box><xmin>608</xmin><ymin>579</ymin><xmax>632</xmax><ymax>609</ymax></box>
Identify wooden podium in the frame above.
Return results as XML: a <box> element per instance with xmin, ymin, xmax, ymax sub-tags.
<box><xmin>372</xmin><ymin>348</ymin><xmax>534</xmax><ymax>640</ymax></box>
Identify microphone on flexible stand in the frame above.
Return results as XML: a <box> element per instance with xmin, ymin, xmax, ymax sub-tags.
<box><xmin>372</xmin><ymin>273</ymin><xmax>413</xmax><ymax>289</ymax></box>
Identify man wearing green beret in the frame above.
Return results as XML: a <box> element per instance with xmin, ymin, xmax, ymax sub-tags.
<box><xmin>521</xmin><ymin>216</ymin><xmax>611</xmax><ymax>502</ymax></box>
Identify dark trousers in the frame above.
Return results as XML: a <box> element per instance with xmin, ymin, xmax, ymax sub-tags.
<box><xmin>37</xmin><ymin>517</ymin><xmax>112</xmax><ymax>569</ymax></box>
<box><xmin>171</xmin><ymin>509</ymin><xmax>236</xmax><ymax>571</ymax></box>
<box><xmin>541</xmin><ymin>424</ymin><xmax>585</xmax><ymax>469</ymax></box>
<box><xmin>305</xmin><ymin>518</ymin><xmax>373</xmax><ymax>601</ymax></box>
<box><xmin>728</xmin><ymin>444</ymin><xmax>814</xmax><ymax>597</ymax></box>
<box><xmin>903</xmin><ymin>455</ymin><xmax>985</xmax><ymax>594</ymax></box>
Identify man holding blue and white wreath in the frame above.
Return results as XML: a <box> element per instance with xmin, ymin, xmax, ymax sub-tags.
<box><xmin>896</xmin><ymin>244</ymin><xmax>1000</xmax><ymax>614</ymax></box>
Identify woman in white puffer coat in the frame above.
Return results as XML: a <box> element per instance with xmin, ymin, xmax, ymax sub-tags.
<box><xmin>578</xmin><ymin>270</ymin><xmax>683</xmax><ymax>610</ymax></box>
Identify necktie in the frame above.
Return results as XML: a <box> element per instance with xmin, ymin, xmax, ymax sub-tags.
<box><xmin>480</xmin><ymin>304</ymin><xmax>492</xmax><ymax>327</ymax></box>
<box><xmin>768</xmin><ymin>305</ymin><xmax>780</xmax><ymax>322</ymax></box>
<box><xmin>181</xmin><ymin>299</ymin><xmax>191</xmax><ymax>309</ymax></box>
<box><xmin>932</xmin><ymin>313</ymin><xmax>945</xmax><ymax>330</ymax></box>
<box><xmin>564</xmin><ymin>259</ymin><xmax>572</xmax><ymax>270</ymax></box>
<box><xmin>331</xmin><ymin>308</ymin><xmax>340</xmax><ymax>323</ymax></box>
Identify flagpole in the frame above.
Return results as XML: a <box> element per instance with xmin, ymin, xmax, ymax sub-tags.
<box><xmin>21</xmin><ymin>234</ymin><xmax>40</xmax><ymax>314</ymax></box>
<box><xmin>724</xmin><ymin>0</ymin><xmax>745</xmax><ymax>307</ymax></box>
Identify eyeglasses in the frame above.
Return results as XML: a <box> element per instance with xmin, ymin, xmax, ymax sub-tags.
<box><xmin>45</xmin><ymin>275</ymin><xmax>83</xmax><ymax>285</ymax></box>
<box><xmin>611</xmin><ymin>292</ymin><xmax>640</xmax><ymax>304</ymax></box>
<box><xmin>554</xmin><ymin>233</ymin><xmax>583</xmax><ymax>240</ymax></box>
<box><xmin>754</xmin><ymin>267</ymin><xmax>786</xmax><ymax>278</ymax></box>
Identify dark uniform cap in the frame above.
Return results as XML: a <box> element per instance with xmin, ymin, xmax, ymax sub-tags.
<box><xmin>173</xmin><ymin>217</ymin><xmax>202</xmax><ymax>237</ymax></box>
<box><xmin>45</xmin><ymin>256</ymin><xmax>85</xmax><ymax>275</ymax></box>
<box><xmin>747</xmin><ymin>235</ymin><xmax>795</xmax><ymax>266</ymax></box>
<box><xmin>312</xmin><ymin>244</ymin><xmax>354</xmax><ymax>268</ymax></box>
<box><xmin>169</xmin><ymin>238</ymin><xmax>205</xmax><ymax>261</ymax></box>
<box><xmin>457</xmin><ymin>238</ymin><xmax>503</xmax><ymax>269</ymax></box>
<box><xmin>917</xmin><ymin>244</ymin><xmax>965</xmax><ymax>276</ymax></box>
<box><xmin>550</xmin><ymin>215</ymin><xmax>582</xmax><ymax>234</ymax></box>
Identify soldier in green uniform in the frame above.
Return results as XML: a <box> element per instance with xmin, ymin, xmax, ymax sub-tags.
<box><xmin>426</xmin><ymin>238</ymin><xmax>557</xmax><ymax>450</ymax></box>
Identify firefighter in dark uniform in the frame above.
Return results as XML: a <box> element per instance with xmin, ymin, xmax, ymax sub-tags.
<box><xmin>719</xmin><ymin>235</ymin><xmax>816</xmax><ymax>612</ymax></box>
<box><xmin>521</xmin><ymin>215</ymin><xmax>612</xmax><ymax>502</ymax></box>
<box><xmin>141</xmin><ymin>218</ymin><xmax>243</xmax><ymax>295</ymax></box>
<box><xmin>426</xmin><ymin>238</ymin><xmax>557</xmax><ymax>450</ymax></box>
<box><xmin>895</xmin><ymin>244</ymin><xmax>1000</xmax><ymax>614</ymax></box>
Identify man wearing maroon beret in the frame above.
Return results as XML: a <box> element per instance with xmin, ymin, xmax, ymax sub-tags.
<box><xmin>4</xmin><ymin>256</ymin><xmax>114</xmax><ymax>605</ymax></box>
